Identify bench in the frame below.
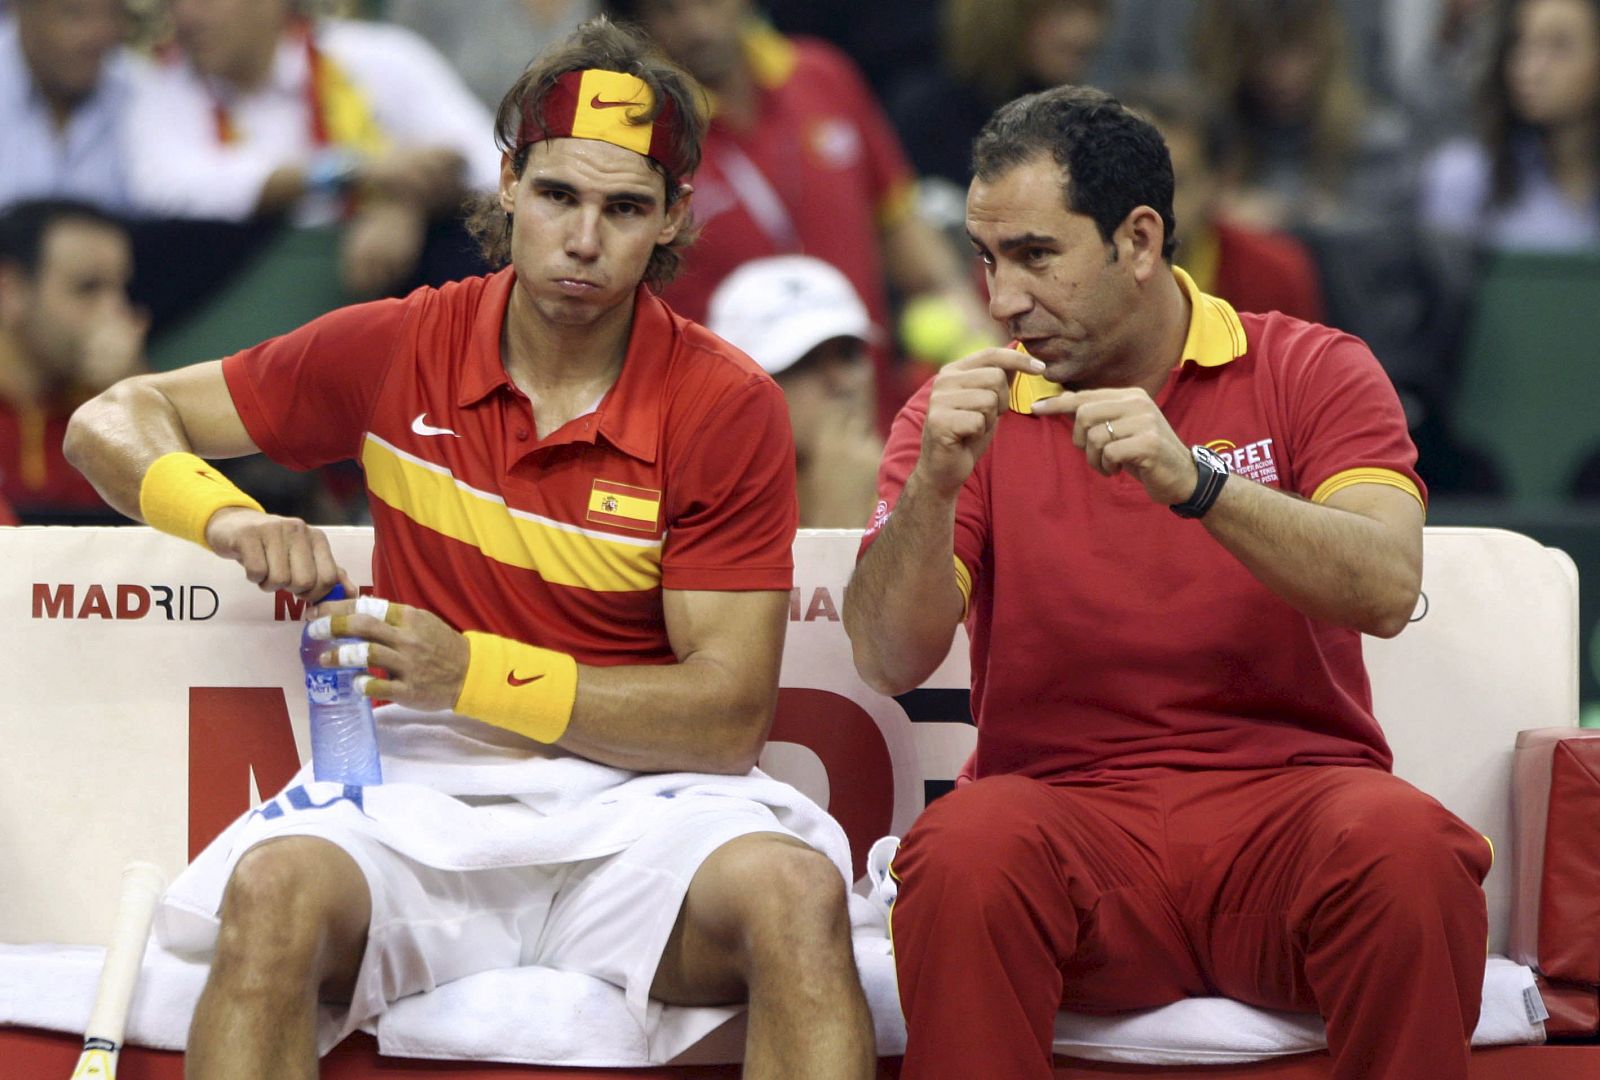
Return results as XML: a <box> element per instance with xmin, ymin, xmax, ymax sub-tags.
<box><xmin>1</xmin><ymin>525</ymin><xmax>1596</xmax><ymax>1077</ymax></box>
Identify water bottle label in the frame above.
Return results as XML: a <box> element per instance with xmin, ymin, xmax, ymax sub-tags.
<box><xmin>306</xmin><ymin>668</ymin><xmax>343</xmax><ymax>705</ymax></box>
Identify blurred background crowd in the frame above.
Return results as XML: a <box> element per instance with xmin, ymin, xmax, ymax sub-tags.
<box><xmin>2</xmin><ymin>0</ymin><xmax>1599</xmax><ymax>718</ymax></box>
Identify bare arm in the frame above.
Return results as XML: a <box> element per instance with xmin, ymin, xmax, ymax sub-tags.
<box><xmin>63</xmin><ymin>362</ymin><xmax>346</xmax><ymax>599</ymax></box>
<box><xmin>1200</xmin><ymin>480</ymin><xmax>1423</xmax><ymax>638</ymax></box>
<box><xmin>324</xmin><ymin>588</ymin><xmax>791</xmax><ymax>775</ymax></box>
<box><xmin>561</xmin><ymin>588</ymin><xmax>789</xmax><ymax>773</ymax></box>
<box><xmin>63</xmin><ymin>361</ymin><xmax>260</xmax><ymax>517</ymax></box>
<box><xmin>1034</xmin><ymin>387</ymin><xmax>1424</xmax><ymax>638</ymax></box>
<box><xmin>842</xmin><ymin>348</ymin><xmax>1044</xmax><ymax>694</ymax></box>
<box><xmin>842</xmin><ymin>471</ymin><xmax>967</xmax><ymax>695</ymax></box>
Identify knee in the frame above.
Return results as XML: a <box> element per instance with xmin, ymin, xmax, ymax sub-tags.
<box><xmin>726</xmin><ymin>841</ymin><xmax>851</xmax><ymax>956</ymax></box>
<box><xmin>1331</xmin><ymin>797</ymin><xmax>1492</xmax><ymax>893</ymax></box>
<box><xmin>216</xmin><ymin>838</ymin><xmax>366</xmax><ymax>970</ymax></box>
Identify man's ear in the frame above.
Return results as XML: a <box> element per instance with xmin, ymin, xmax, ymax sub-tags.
<box><xmin>1117</xmin><ymin>205</ymin><xmax>1166</xmax><ymax>282</ymax></box>
<box><xmin>498</xmin><ymin>151</ymin><xmax>519</xmax><ymax>214</ymax></box>
<box><xmin>658</xmin><ymin>183</ymin><xmax>694</xmax><ymax>246</ymax></box>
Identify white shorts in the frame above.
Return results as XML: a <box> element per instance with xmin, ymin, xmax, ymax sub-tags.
<box><xmin>248</xmin><ymin>797</ymin><xmax>798</xmax><ymax>1050</ymax></box>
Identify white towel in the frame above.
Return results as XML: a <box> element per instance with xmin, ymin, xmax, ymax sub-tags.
<box><xmin>0</xmin><ymin>943</ymin><xmax>204</xmax><ymax>1052</ymax></box>
<box><xmin>1049</xmin><ymin>956</ymin><xmax>1544</xmax><ymax>1064</ymax></box>
<box><xmin>158</xmin><ymin>707</ymin><xmax>852</xmax><ymax>958</ymax></box>
<box><xmin>0</xmin><ymin>934</ymin><xmax>897</xmax><ymax>1067</ymax></box>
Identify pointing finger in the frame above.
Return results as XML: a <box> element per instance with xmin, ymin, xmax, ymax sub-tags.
<box><xmin>945</xmin><ymin>347</ymin><xmax>1045</xmax><ymax>375</ymax></box>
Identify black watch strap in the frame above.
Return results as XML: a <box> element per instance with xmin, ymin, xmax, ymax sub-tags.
<box><xmin>1170</xmin><ymin>444</ymin><xmax>1230</xmax><ymax>519</ymax></box>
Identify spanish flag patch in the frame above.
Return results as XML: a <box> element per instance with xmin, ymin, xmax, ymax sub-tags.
<box><xmin>586</xmin><ymin>479</ymin><xmax>662</xmax><ymax>532</ymax></box>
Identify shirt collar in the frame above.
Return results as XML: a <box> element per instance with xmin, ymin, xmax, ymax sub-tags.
<box><xmin>1008</xmin><ymin>265</ymin><xmax>1247</xmax><ymax>414</ymax></box>
<box><xmin>703</xmin><ymin>21</ymin><xmax>796</xmax><ymax>120</ymax></box>
<box><xmin>743</xmin><ymin>21</ymin><xmax>797</xmax><ymax>89</ymax></box>
<box><xmin>457</xmin><ymin>270</ymin><xmax>671</xmax><ymax>464</ymax></box>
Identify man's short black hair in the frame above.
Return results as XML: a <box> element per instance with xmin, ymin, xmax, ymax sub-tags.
<box><xmin>0</xmin><ymin>198</ymin><xmax>125</xmax><ymax>276</ymax></box>
<box><xmin>971</xmin><ymin>85</ymin><xmax>1178</xmax><ymax>262</ymax></box>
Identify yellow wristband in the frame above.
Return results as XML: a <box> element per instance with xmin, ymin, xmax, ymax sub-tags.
<box><xmin>138</xmin><ymin>452</ymin><xmax>265</xmax><ymax>550</ymax></box>
<box><xmin>454</xmin><ymin>631</ymin><xmax>578</xmax><ymax>744</ymax></box>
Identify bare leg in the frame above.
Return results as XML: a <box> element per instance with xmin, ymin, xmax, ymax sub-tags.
<box><xmin>185</xmin><ymin>837</ymin><xmax>370</xmax><ymax>1080</ymax></box>
<box><xmin>651</xmin><ymin>833</ymin><xmax>875</xmax><ymax>1080</ymax></box>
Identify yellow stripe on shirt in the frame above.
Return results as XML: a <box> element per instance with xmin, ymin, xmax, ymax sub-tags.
<box><xmin>1310</xmin><ymin>467</ymin><xmax>1425</xmax><ymax>511</ymax></box>
<box><xmin>361</xmin><ymin>434</ymin><xmax>663</xmax><ymax>592</ymax></box>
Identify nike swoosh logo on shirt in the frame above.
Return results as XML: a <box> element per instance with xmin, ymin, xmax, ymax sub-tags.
<box><xmin>411</xmin><ymin>413</ymin><xmax>459</xmax><ymax>438</ymax></box>
<box><xmin>507</xmin><ymin>671</ymin><xmax>545</xmax><ymax>687</ymax></box>
<box><xmin>590</xmin><ymin>95</ymin><xmax>640</xmax><ymax>110</ymax></box>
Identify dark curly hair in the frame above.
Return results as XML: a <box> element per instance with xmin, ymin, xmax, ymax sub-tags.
<box><xmin>464</xmin><ymin>16</ymin><xmax>709</xmax><ymax>290</ymax></box>
<box><xmin>971</xmin><ymin>85</ymin><xmax>1178</xmax><ymax>262</ymax></box>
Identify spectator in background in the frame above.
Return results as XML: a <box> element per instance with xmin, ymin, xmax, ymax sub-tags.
<box><xmin>1385</xmin><ymin>0</ymin><xmax>1498</xmax><ymax>147</ymax></box>
<box><xmin>0</xmin><ymin>199</ymin><xmax>145</xmax><ymax>523</ymax></box>
<box><xmin>125</xmin><ymin>0</ymin><xmax>502</xmax><ymax>299</ymax></box>
<box><xmin>709</xmin><ymin>256</ymin><xmax>884</xmax><ymax>529</ymax></box>
<box><xmin>1089</xmin><ymin>0</ymin><xmax>1389</xmax><ymax>105</ymax></box>
<box><xmin>608</xmin><ymin>0</ymin><xmax>993</xmax><ymax>431</ymax></box>
<box><xmin>763</xmin><ymin>0</ymin><xmax>938</xmax><ymax>103</ymax></box>
<box><xmin>383</xmin><ymin>0</ymin><xmax>596</xmax><ymax>110</ymax></box>
<box><xmin>0</xmin><ymin>0</ymin><xmax>141</xmax><ymax>213</ymax></box>
<box><xmin>1124</xmin><ymin>80</ymin><xmax>1327</xmax><ymax>322</ymax></box>
<box><xmin>888</xmin><ymin>0</ymin><xmax>1111</xmax><ymax>187</ymax></box>
<box><xmin>1192</xmin><ymin>0</ymin><xmax>1415</xmax><ymax>235</ymax></box>
<box><xmin>1423</xmin><ymin>0</ymin><xmax>1600</xmax><ymax>251</ymax></box>
<box><xmin>1192</xmin><ymin>0</ymin><xmax>1456</xmax><ymax>465</ymax></box>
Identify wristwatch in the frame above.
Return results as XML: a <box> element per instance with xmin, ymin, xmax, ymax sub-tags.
<box><xmin>1170</xmin><ymin>444</ymin><xmax>1231</xmax><ymax>519</ymax></box>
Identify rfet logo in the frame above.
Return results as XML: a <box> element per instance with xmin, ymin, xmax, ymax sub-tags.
<box><xmin>32</xmin><ymin>582</ymin><xmax>219</xmax><ymax>620</ymax></box>
<box><xmin>1205</xmin><ymin>437</ymin><xmax>1280</xmax><ymax>486</ymax></box>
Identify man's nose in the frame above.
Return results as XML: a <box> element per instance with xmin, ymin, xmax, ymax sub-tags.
<box><xmin>565</xmin><ymin>208</ymin><xmax>602</xmax><ymax>260</ymax></box>
<box><xmin>987</xmin><ymin>266</ymin><xmax>1032</xmax><ymax>323</ymax></box>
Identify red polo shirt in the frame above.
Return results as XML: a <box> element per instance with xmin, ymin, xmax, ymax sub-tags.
<box><xmin>864</xmin><ymin>269</ymin><xmax>1424</xmax><ymax>781</ymax></box>
<box><xmin>224</xmin><ymin>268</ymin><xmax>797</xmax><ymax>665</ymax></box>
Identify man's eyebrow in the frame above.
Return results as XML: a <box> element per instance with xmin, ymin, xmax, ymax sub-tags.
<box><xmin>530</xmin><ymin>177</ymin><xmax>657</xmax><ymax>207</ymax></box>
<box><xmin>995</xmin><ymin>232</ymin><xmax>1058</xmax><ymax>254</ymax></box>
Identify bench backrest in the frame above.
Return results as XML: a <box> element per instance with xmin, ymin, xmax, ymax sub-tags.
<box><xmin>0</xmin><ymin>526</ymin><xmax>1577</xmax><ymax>954</ymax></box>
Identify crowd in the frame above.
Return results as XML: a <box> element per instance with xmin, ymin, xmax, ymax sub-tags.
<box><xmin>14</xmin><ymin>6</ymin><xmax>1574</xmax><ymax>1080</ymax></box>
<box><xmin>3</xmin><ymin>0</ymin><xmax>1597</xmax><ymax>523</ymax></box>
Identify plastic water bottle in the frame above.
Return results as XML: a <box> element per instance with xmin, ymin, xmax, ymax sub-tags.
<box><xmin>301</xmin><ymin>584</ymin><xmax>383</xmax><ymax>785</ymax></box>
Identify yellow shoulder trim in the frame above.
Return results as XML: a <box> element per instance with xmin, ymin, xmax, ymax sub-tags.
<box><xmin>1310</xmin><ymin>467</ymin><xmax>1425</xmax><ymax>511</ymax></box>
<box><xmin>742</xmin><ymin>21</ymin><xmax>798</xmax><ymax>88</ymax></box>
<box><xmin>953</xmin><ymin>554</ymin><xmax>973</xmax><ymax>619</ymax></box>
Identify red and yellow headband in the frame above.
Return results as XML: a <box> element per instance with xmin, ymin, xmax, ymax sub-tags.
<box><xmin>516</xmin><ymin>69</ymin><xmax>689</xmax><ymax>184</ymax></box>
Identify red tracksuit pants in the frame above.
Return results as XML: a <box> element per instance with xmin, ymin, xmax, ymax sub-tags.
<box><xmin>890</xmin><ymin>767</ymin><xmax>1492</xmax><ymax>1080</ymax></box>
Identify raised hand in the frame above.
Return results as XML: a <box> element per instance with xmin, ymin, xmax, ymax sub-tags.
<box><xmin>917</xmin><ymin>347</ymin><xmax>1044</xmax><ymax>497</ymax></box>
<box><xmin>1032</xmin><ymin>387</ymin><xmax>1198</xmax><ymax>505</ymax></box>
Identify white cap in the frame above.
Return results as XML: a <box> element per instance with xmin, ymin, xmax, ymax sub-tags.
<box><xmin>707</xmin><ymin>255</ymin><xmax>874</xmax><ymax>376</ymax></box>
